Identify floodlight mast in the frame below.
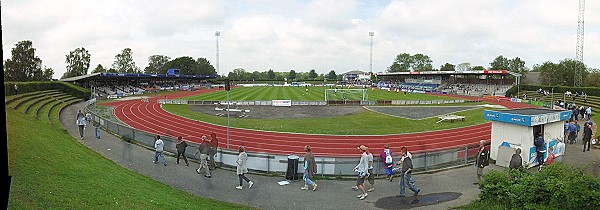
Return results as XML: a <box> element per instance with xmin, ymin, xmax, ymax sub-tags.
<box><xmin>215</xmin><ymin>31</ymin><xmax>221</xmax><ymax>75</ymax></box>
<box><xmin>369</xmin><ymin>32</ymin><xmax>374</xmax><ymax>74</ymax></box>
<box><xmin>575</xmin><ymin>0</ymin><xmax>585</xmax><ymax>87</ymax></box>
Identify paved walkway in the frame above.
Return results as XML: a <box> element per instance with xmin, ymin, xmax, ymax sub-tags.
<box><xmin>60</xmin><ymin>102</ymin><xmax>599</xmax><ymax>210</ymax></box>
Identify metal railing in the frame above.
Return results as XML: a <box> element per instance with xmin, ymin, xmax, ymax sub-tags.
<box><xmin>84</xmin><ymin>100</ymin><xmax>485</xmax><ymax>176</ymax></box>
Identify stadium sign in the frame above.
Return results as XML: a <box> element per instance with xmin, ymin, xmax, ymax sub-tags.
<box><xmin>272</xmin><ymin>100</ymin><xmax>292</xmax><ymax>107</ymax></box>
<box><xmin>483</xmin><ymin>109</ymin><xmax>571</xmax><ymax>127</ymax></box>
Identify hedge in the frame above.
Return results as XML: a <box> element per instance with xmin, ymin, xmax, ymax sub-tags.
<box><xmin>4</xmin><ymin>81</ymin><xmax>90</xmax><ymax>100</ymax></box>
<box><xmin>507</xmin><ymin>84</ymin><xmax>600</xmax><ymax>98</ymax></box>
<box><xmin>479</xmin><ymin>164</ymin><xmax>600</xmax><ymax>209</ymax></box>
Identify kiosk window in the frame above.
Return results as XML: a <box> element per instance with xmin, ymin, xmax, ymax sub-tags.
<box><xmin>533</xmin><ymin>125</ymin><xmax>544</xmax><ymax>138</ymax></box>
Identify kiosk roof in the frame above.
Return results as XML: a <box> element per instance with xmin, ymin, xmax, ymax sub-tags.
<box><xmin>498</xmin><ymin>108</ymin><xmax>563</xmax><ymax>116</ymax></box>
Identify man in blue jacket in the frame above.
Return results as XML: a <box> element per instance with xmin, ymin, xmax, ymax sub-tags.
<box><xmin>534</xmin><ymin>132</ymin><xmax>546</xmax><ymax>171</ymax></box>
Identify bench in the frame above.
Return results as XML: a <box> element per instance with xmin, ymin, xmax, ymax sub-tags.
<box><xmin>436</xmin><ymin>115</ymin><xmax>466</xmax><ymax>123</ymax></box>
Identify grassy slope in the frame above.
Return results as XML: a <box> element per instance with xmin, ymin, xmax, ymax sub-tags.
<box><xmin>163</xmin><ymin>104</ymin><xmax>491</xmax><ymax>135</ymax></box>
<box><xmin>7</xmin><ymin>107</ymin><xmax>251</xmax><ymax>209</ymax></box>
<box><xmin>183</xmin><ymin>86</ymin><xmax>459</xmax><ymax>101</ymax></box>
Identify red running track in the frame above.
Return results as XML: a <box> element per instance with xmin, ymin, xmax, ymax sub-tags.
<box><xmin>106</xmin><ymin>90</ymin><xmax>532</xmax><ymax>157</ymax></box>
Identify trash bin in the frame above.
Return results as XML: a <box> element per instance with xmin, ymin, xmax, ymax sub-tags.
<box><xmin>286</xmin><ymin>155</ymin><xmax>299</xmax><ymax>180</ymax></box>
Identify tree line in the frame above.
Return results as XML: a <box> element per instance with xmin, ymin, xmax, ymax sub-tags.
<box><xmin>387</xmin><ymin>52</ymin><xmax>598</xmax><ymax>87</ymax></box>
<box><xmin>3</xmin><ymin>40</ymin><xmax>598</xmax><ymax>87</ymax></box>
<box><xmin>3</xmin><ymin>40</ymin><xmax>217</xmax><ymax>82</ymax></box>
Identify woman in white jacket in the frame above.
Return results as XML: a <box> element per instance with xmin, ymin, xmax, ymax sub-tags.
<box><xmin>236</xmin><ymin>146</ymin><xmax>254</xmax><ymax>190</ymax></box>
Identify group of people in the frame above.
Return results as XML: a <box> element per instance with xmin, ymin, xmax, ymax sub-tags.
<box><xmin>76</xmin><ymin>110</ymin><xmax>100</xmax><ymax>140</ymax></box>
<box><xmin>300</xmin><ymin>144</ymin><xmax>419</xmax><ymax>200</ymax></box>
<box><xmin>564</xmin><ymin>119</ymin><xmax>595</xmax><ymax>150</ymax></box>
<box><xmin>153</xmin><ymin>133</ymin><xmax>254</xmax><ymax>190</ymax></box>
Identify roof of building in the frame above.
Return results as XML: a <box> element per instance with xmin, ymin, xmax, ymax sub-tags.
<box><xmin>60</xmin><ymin>72</ymin><xmax>217</xmax><ymax>82</ymax></box>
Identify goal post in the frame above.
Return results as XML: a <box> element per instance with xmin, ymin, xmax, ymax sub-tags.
<box><xmin>324</xmin><ymin>89</ymin><xmax>368</xmax><ymax>101</ymax></box>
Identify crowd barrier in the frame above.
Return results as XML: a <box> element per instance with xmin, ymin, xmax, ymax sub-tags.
<box><xmin>83</xmin><ymin>100</ymin><xmax>486</xmax><ymax>176</ymax></box>
<box><xmin>188</xmin><ymin>99</ymin><xmax>465</xmax><ymax>107</ymax></box>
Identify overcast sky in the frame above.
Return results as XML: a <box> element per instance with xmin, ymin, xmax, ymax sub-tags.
<box><xmin>3</xmin><ymin>0</ymin><xmax>599</xmax><ymax>79</ymax></box>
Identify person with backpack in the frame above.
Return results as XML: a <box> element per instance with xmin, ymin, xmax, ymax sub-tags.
<box><xmin>475</xmin><ymin>140</ymin><xmax>489</xmax><ymax>184</ymax></box>
<box><xmin>380</xmin><ymin>145</ymin><xmax>394</xmax><ymax>181</ymax></box>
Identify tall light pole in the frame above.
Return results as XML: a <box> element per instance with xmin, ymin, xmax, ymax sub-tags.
<box><xmin>369</xmin><ymin>32</ymin><xmax>374</xmax><ymax>73</ymax></box>
<box><xmin>575</xmin><ymin>0</ymin><xmax>585</xmax><ymax>87</ymax></box>
<box><xmin>215</xmin><ymin>31</ymin><xmax>221</xmax><ymax>75</ymax></box>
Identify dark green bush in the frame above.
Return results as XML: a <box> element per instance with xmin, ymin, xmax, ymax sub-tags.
<box><xmin>4</xmin><ymin>81</ymin><xmax>90</xmax><ymax>100</ymax></box>
<box><xmin>479</xmin><ymin>163</ymin><xmax>600</xmax><ymax>209</ymax></box>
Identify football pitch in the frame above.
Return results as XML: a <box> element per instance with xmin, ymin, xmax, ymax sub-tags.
<box><xmin>183</xmin><ymin>86</ymin><xmax>458</xmax><ymax>101</ymax></box>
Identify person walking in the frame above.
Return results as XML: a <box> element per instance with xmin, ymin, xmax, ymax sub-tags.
<box><xmin>236</xmin><ymin>146</ymin><xmax>254</xmax><ymax>190</ymax></box>
<box><xmin>475</xmin><ymin>140</ymin><xmax>489</xmax><ymax>183</ymax></box>
<box><xmin>534</xmin><ymin>132</ymin><xmax>546</xmax><ymax>171</ymax></box>
<box><xmin>585</xmin><ymin>106</ymin><xmax>592</xmax><ymax>120</ymax></box>
<box><xmin>568</xmin><ymin>121</ymin><xmax>577</xmax><ymax>144</ymax></box>
<box><xmin>175</xmin><ymin>136</ymin><xmax>189</xmax><ymax>166</ymax></box>
<box><xmin>398</xmin><ymin>147</ymin><xmax>420</xmax><ymax>197</ymax></box>
<box><xmin>380</xmin><ymin>145</ymin><xmax>394</xmax><ymax>181</ymax></box>
<box><xmin>354</xmin><ymin>145</ymin><xmax>369</xmax><ymax>200</ymax></box>
<box><xmin>194</xmin><ymin>135</ymin><xmax>211</xmax><ymax>178</ymax></box>
<box><xmin>574</xmin><ymin>120</ymin><xmax>581</xmax><ymax>143</ymax></box>
<box><xmin>583</xmin><ymin>122</ymin><xmax>593</xmax><ymax>152</ymax></box>
<box><xmin>208</xmin><ymin>132</ymin><xmax>219</xmax><ymax>170</ymax></box>
<box><xmin>14</xmin><ymin>84</ymin><xmax>18</xmax><ymax>95</ymax></box>
<box><xmin>366</xmin><ymin>147</ymin><xmax>375</xmax><ymax>192</ymax></box>
<box><xmin>153</xmin><ymin>135</ymin><xmax>167</xmax><ymax>166</ymax></box>
<box><xmin>76</xmin><ymin>110</ymin><xmax>87</xmax><ymax>140</ymax></box>
<box><xmin>301</xmin><ymin>145</ymin><xmax>318</xmax><ymax>191</ymax></box>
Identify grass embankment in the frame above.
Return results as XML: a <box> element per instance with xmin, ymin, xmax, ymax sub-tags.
<box><xmin>183</xmin><ymin>86</ymin><xmax>459</xmax><ymax>101</ymax></box>
<box><xmin>7</xmin><ymin>98</ymin><xmax>251</xmax><ymax>209</ymax></box>
<box><xmin>163</xmin><ymin>104</ymin><xmax>491</xmax><ymax>135</ymax></box>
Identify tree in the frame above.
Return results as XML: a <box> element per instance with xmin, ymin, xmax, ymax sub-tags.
<box><xmin>489</xmin><ymin>55</ymin><xmax>510</xmax><ymax>70</ymax></box>
<box><xmin>144</xmin><ymin>55</ymin><xmax>170</xmax><ymax>74</ymax></box>
<box><xmin>308</xmin><ymin>69</ymin><xmax>318</xmax><ymax>80</ymax></box>
<box><xmin>456</xmin><ymin>62</ymin><xmax>471</xmax><ymax>72</ymax></box>
<box><xmin>387</xmin><ymin>53</ymin><xmax>433</xmax><ymax>72</ymax></box>
<box><xmin>327</xmin><ymin>70</ymin><xmax>337</xmax><ymax>80</ymax></box>
<box><xmin>112</xmin><ymin>48</ymin><xmax>140</xmax><ymax>73</ymax></box>
<box><xmin>585</xmin><ymin>68</ymin><xmax>600</xmax><ymax>87</ymax></box>
<box><xmin>195</xmin><ymin>57</ymin><xmax>217</xmax><ymax>75</ymax></box>
<box><xmin>536</xmin><ymin>59</ymin><xmax>587</xmax><ymax>86</ymax></box>
<box><xmin>472</xmin><ymin>65</ymin><xmax>485</xmax><ymax>70</ymax></box>
<box><xmin>62</xmin><ymin>47</ymin><xmax>91</xmax><ymax>79</ymax></box>
<box><xmin>412</xmin><ymin>54</ymin><xmax>433</xmax><ymax>71</ymax></box>
<box><xmin>440</xmin><ymin>63</ymin><xmax>455</xmax><ymax>71</ymax></box>
<box><xmin>42</xmin><ymin>66</ymin><xmax>54</xmax><ymax>81</ymax></box>
<box><xmin>387</xmin><ymin>53</ymin><xmax>413</xmax><ymax>72</ymax></box>
<box><xmin>163</xmin><ymin>56</ymin><xmax>196</xmax><ymax>75</ymax></box>
<box><xmin>228</xmin><ymin>68</ymin><xmax>247</xmax><ymax>81</ymax></box>
<box><xmin>267</xmin><ymin>69</ymin><xmax>276</xmax><ymax>80</ymax></box>
<box><xmin>3</xmin><ymin>40</ymin><xmax>43</xmax><ymax>81</ymax></box>
<box><xmin>287</xmin><ymin>70</ymin><xmax>297</xmax><ymax>81</ymax></box>
<box><xmin>508</xmin><ymin>57</ymin><xmax>528</xmax><ymax>75</ymax></box>
<box><xmin>92</xmin><ymin>64</ymin><xmax>106</xmax><ymax>73</ymax></box>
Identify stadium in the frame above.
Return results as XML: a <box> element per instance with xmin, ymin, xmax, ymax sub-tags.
<box><xmin>52</xmin><ymin>69</ymin><xmax>538</xmax><ymax>176</ymax></box>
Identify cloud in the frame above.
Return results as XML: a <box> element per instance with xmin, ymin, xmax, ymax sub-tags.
<box><xmin>2</xmin><ymin>0</ymin><xmax>599</xmax><ymax>79</ymax></box>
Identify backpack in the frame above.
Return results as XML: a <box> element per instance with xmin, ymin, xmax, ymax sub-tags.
<box><xmin>385</xmin><ymin>150</ymin><xmax>393</xmax><ymax>164</ymax></box>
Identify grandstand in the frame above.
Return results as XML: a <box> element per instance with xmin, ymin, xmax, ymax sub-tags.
<box><xmin>60</xmin><ymin>72</ymin><xmax>217</xmax><ymax>99</ymax></box>
<box><xmin>376</xmin><ymin>70</ymin><xmax>519</xmax><ymax>97</ymax></box>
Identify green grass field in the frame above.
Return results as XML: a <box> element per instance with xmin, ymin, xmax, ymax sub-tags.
<box><xmin>183</xmin><ymin>86</ymin><xmax>459</xmax><ymax>101</ymax></box>
<box><xmin>6</xmin><ymin>97</ymin><xmax>251</xmax><ymax>209</ymax></box>
<box><xmin>163</xmin><ymin>104</ymin><xmax>493</xmax><ymax>135</ymax></box>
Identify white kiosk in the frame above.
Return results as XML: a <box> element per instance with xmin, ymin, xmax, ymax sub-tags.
<box><xmin>483</xmin><ymin>108</ymin><xmax>572</xmax><ymax>167</ymax></box>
